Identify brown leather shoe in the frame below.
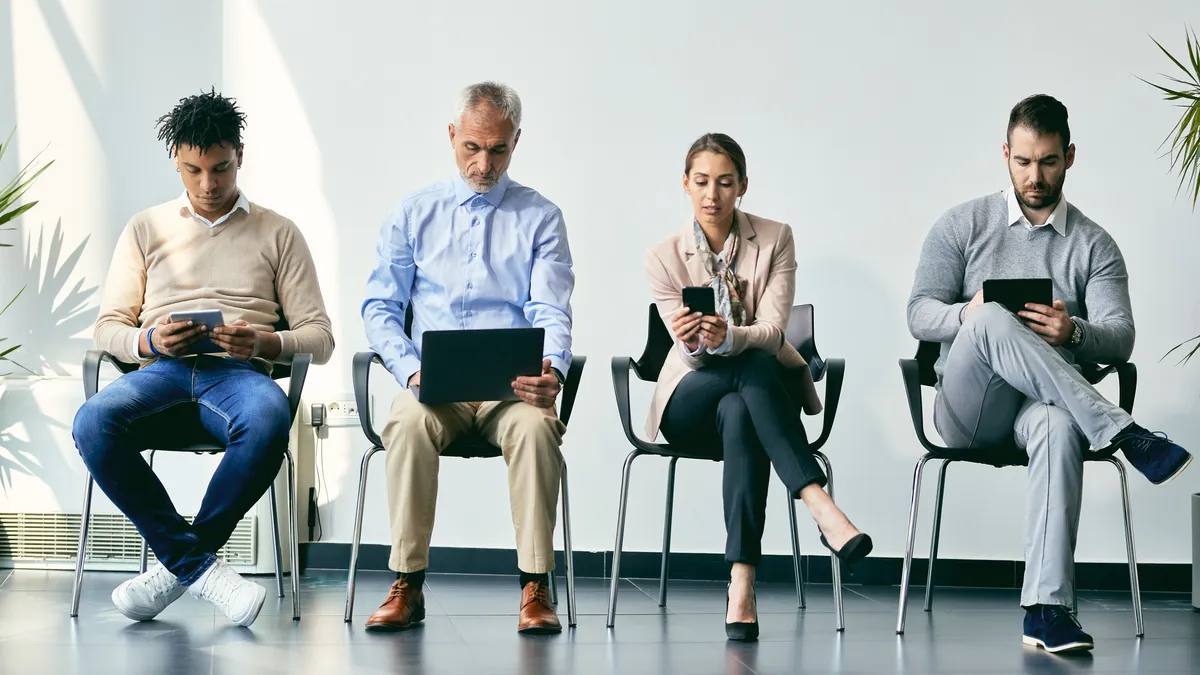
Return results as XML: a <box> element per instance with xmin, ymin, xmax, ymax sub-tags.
<box><xmin>365</xmin><ymin>577</ymin><xmax>425</xmax><ymax>631</ymax></box>
<box><xmin>517</xmin><ymin>579</ymin><xmax>562</xmax><ymax>635</ymax></box>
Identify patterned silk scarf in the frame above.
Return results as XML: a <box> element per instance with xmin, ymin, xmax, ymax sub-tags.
<box><xmin>692</xmin><ymin>214</ymin><xmax>747</xmax><ymax>326</ymax></box>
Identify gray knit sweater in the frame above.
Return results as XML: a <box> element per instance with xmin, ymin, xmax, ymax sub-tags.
<box><xmin>907</xmin><ymin>191</ymin><xmax>1134</xmax><ymax>380</ymax></box>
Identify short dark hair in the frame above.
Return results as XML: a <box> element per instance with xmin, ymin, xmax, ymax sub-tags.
<box><xmin>685</xmin><ymin>133</ymin><xmax>747</xmax><ymax>181</ymax></box>
<box><xmin>155</xmin><ymin>88</ymin><xmax>247</xmax><ymax>156</ymax></box>
<box><xmin>1007</xmin><ymin>94</ymin><xmax>1070</xmax><ymax>151</ymax></box>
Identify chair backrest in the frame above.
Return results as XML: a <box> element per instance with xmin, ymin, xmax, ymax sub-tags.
<box><xmin>633</xmin><ymin>302</ymin><xmax>821</xmax><ymax>382</ymax></box>
<box><xmin>631</xmin><ymin>304</ymin><xmax>673</xmax><ymax>382</ymax></box>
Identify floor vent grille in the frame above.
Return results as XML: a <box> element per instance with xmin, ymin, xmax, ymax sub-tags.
<box><xmin>0</xmin><ymin>512</ymin><xmax>255</xmax><ymax>565</ymax></box>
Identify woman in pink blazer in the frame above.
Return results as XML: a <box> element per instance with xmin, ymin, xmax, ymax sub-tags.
<box><xmin>644</xmin><ymin>133</ymin><xmax>872</xmax><ymax>641</ymax></box>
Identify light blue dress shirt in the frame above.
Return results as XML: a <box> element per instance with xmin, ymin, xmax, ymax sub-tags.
<box><xmin>362</xmin><ymin>173</ymin><xmax>574</xmax><ymax>388</ymax></box>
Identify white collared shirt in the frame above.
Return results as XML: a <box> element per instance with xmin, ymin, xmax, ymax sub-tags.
<box><xmin>130</xmin><ymin>190</ymin><xmax>251</xmax><ymax>360</ymax></box>
<box><xmin>1007</xmin><ymin>187</ymin><xmax>1068</xmax><ymax>236</ymax></box>
<box><xmin>177</xmin><ymin>190</ymin><xmax>251</xmax><ymax>229</ymax></box>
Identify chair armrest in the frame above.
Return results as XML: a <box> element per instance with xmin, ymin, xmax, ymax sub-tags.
<box><xmin>899</xmin><ymin>358</ymin><xmax>949</xmax><ymax>454</ymax></box>
<box><xmin>285</xmin><ymin>353</ymin><xmax>312</xmax><ymax>424</ymax></box>
<box><xmin>1113</xmin><ymin>362</ymin><xmax>1136</xmax><ymax>415</ymax></box>
<box><xmin>353</xmin><ymin>351</ymin><xmax>385</xmax><ymax>449</ymax></box>
<box><xmin>559</xmin><ymin>355</ymin><xmax>586</xmax><ymax>427</ymax></box>
<box><xmin>611</xmin><ymin>356</ymin><xmax>648</xmax><ymax>449</ymax></box>
<box><xmin>82</xmin><ymin>350</ymin><xmax>137</xmax><ymax>400</ymax></box>
<box><xmin>809</xmin><ymin>357</ymin><xmax>843</xmax><ymax>453</ymax></box>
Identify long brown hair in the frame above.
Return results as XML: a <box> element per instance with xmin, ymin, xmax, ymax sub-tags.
<box><xmin>684</xmin><ymin>133</ymin><xmax>747</xmax><ymax>181</ymax></box>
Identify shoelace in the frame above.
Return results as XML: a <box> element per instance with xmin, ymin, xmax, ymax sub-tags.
<box><xmin>1044</xmin><ymin>606</ymin><xmax>1082</xmax><ymax>630</ymax></box>
<box><xmin>524</xmin><ymin>582</ymin><xmax>551</xmax><ymax>608</ymax></box>
<box><xmin>202</xmin><ymin>568</ymin><xmax>241</xmax><ymax>607</ymax></box>
<box><xmin>146</xmin><ymin>569</ymin><xmax>176</xmax><ymax>600</ymax></box>
<box><xmin>1127</xmin><ymin>430</ymin><xmax>1169</xmax><ymax>454</ymax></box>
<box><xmin>383</xmin><ymin>579</ymin><xmax>413</xmax><ymax>605</ymax></box>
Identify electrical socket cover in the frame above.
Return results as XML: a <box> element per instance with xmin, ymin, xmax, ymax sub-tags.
<box><xmin>325</xmin><ymin>396</ymin><xmax>360</xmax><ymax>425</ymax></box>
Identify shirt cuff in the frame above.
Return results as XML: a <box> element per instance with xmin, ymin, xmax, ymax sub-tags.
<box><xmin>392</xmin><ymin>354</ymin><xmax>423</xmax><ymax>389</ymax></box>
<box><xmin>131</xmin><ymin>329</ymin><xmax>152</xmax><ymax>363</ymax></box>
<box><xmin>707</xmin><ymin>326</ymin><xmax>734</xmax><ymax>355</ymax></box>
<box><xmin>546</xmin><ymin>355</ymin><xmax>570</xmax><ymax>382</ymax></box>
<box><xmin>684</xmin><ymin>340</ymin><xmax>705</xmax><ymax>358</ymax></box>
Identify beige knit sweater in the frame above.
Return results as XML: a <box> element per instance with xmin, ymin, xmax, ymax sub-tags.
<box><xmin>94</xmin><ymin>195</ymin><xmax>335</xmax><ymax>367</ymax></box>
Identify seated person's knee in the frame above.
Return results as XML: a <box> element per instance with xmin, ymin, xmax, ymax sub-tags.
<box><xmin>503</xmin><ymin>404</ymin><xmax>563</xmax><ymax>453</ymax></box>
<box><xmin>716</xmin><ymin>392</ymin><xmax>751</xmax><ymax>426</ymax></box>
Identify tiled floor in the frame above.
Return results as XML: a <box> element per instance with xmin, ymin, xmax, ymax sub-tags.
<box><xmin>0</xmin><ymin>566</ymin><xmax>1196</xmax><ymax>674</ymax></box>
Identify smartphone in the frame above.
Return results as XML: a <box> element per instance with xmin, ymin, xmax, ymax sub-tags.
<box><xmin>166</xmin><ymin>309</ymin><xmax>225</xmax><ymax>354</ymax></box>
<box><xmin>982</xmin><ymin>278</ymin><xmax>1053</xmax><ymax>315</ymax></box>
<box><xmin>682</xmin><ymin>286</ymin><xmax>717</xmax><ymax>316</ymax></box>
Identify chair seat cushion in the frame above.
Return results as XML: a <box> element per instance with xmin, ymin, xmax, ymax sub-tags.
<box><xmin>443</xmin><ymin>435</ymin><xmax>503</xmax><ymax>459</ymax></box>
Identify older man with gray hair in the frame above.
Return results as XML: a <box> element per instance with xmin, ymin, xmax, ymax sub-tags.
<box><xmin>361</xmin><ymin>81</ymin><xmax>574</xmax><ymax>635</ymax></box>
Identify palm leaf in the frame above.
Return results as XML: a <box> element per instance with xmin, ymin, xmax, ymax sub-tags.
<box><xmin>1145</xmin><ymin>30</ymin><xmax>1200</xmax><ymax>208</ymax></box>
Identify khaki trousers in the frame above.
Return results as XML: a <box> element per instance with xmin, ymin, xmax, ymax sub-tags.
<box><xmin>382</xmin><ymin>391</ymin><xmax>565</xmax><ymax>574</ymax></box>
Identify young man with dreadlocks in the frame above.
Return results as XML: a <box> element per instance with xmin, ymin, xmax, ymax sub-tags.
<box><xmin>73</xmin><ymin>90</ymin><xmax>334</xmax><ymax>627</ymax></box>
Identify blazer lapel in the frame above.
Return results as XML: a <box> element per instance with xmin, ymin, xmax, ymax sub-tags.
<box><xmin>735</xmin><ymin>210</ymin><xmax>760</xmax><ymax>319</ymax></box>
<box><xmin>682</xmin><ymin>223</ymin><xmax>712</xmax><ymax>286</ymax></box>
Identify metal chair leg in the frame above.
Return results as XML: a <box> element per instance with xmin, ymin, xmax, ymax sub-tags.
<box><xmin>1103</xmin><ymin>456</ymin><xmax>1144</xmax><ymax>637</ymax></box>
<box><xmin>344</xmin><ymin>445</ymin><xmax>383</xmax><ymax>623</ymax></box>
<box><xmin>139</xmin><ymin>451</ymin><xmax>156</xmax><ymax>575</ymax></box>
<box><xmin>607</xmin><ymin>449</ymin><xmax>643</xmax><ymax>627</ymax></box>
<box><xmin>560</xmin><ymin>462</ymin><xmax>577</xmax><ymax>628</ymax></box>
<box><xmin>788</xmin><ymin>492</ymin><xmax>806</xmax><ymax>609</ymax></box>
<box><xmin>549</xmin><ymin>561</ymin><xmax>559</xmax><ymax>605</ymax></box>
<box><xmin>897</xmin><ymin>454</ymin><xmax>933</xmax><ymax>634</ymax></box>
<box><xmin>284</xmin><ymin>449</ymin><xmax>301</xmax><ymax>620</ymax></box>
<box><xmin>813</xmin><ymin>450</ymin><xmax>843</xmax><ymax>632</ymax></box>
<box><xmin>70</xmin><ymin>475</ymin><xmax>95</xmax><ymax>618</ymax></box>
<box><xmin>924</xmin><ymin>459</ymin><xmax>951</xmax><ymax>611</ymax></box>
<box><xmin>658</xmin><ymin>456</ymin><xmax>678</xmax><ymax>607</ymax></box>
<box><xmin>268</xmin><ymin>483</ymin><xmax>285</xmax><ymax>599</ymax></box>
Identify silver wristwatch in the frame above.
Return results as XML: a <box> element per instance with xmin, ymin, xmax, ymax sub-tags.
<box><xmin>1067</xmin><ymin>318</ymin><xmax>1084</xmax><ymax>348</ymax></box>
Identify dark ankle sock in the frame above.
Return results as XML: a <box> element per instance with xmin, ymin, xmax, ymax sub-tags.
<box><xmin>519</xmin><ymin>571</ymin><xmax>549</xmax><ymax>588</ymax></box>
<box><xmin>397</xmin><ymin>570</ymin><xmax>425</xmax><ymax>587</ymax></box>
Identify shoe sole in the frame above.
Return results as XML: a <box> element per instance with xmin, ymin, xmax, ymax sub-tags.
<box><xmin>111</xmin><ymin>585</ymin><xmax>184</xmax><ymax>622</ymax></box>
<box><xmin>231</xmin><ymin>584</ymin><xmax>268</xmax><ymax>628</ymax></box>
<box><xmin>1022</xmin><ymin>635</ymin><xmax>1094</xmax><ymax>654</ymax></box>
<box><xmin>518</xmin><ymin>624</ymin><xmax>563</xmax><ymax>635</ymax></box>
<box><xmin>1152</xmin><ymin>453</ymin><xmax>1193</xmax><ymax>486</ymax></box>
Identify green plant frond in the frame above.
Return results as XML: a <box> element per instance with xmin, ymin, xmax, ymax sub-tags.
<box><xmin>0</xmin><ymin>286</ymin><xmax>25</xmax><ymax>316</ymax></box>
<box><xmin>1163</xmin><ymin>335</ymin><xmax>1200</xmax><ymax>365</ymax></box>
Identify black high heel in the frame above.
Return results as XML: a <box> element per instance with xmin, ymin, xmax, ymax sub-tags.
<box><xmin>819</xmin><ymin>530</ymin><xmax>873</xmax><ymax>575</ymax></box>
<box><xmin>725</xmin><ymin>582</ymin><xmax>759</xmax><ymax>642</ymax></box>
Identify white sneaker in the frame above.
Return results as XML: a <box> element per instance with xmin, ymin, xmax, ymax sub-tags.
<box><xmin>186</xmin><ymin>559</ymin><xmax>267</xmax><ymax>627</ymax></box>
<box><xmin>111</xmin><ymin>565</ymin><xmax>186</xmax><ymax>621</ymax></box>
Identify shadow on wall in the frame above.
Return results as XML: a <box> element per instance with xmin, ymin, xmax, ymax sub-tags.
<box><xmin>12</xmin><ymin>219</ymin><xmax>98</xmax><ymax>376</ymax></box>
<box><xmin>0</xmin><ymin>218</ymin><xmax>97</xmax><ymax>498</ymax></box>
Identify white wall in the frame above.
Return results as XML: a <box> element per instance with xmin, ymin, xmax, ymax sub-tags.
<box><xmin>2</xmin><ymin>0</ymin><xmax>1199</xmax><ymax>568</ymax></box>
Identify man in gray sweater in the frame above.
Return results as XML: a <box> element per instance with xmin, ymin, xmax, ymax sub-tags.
<box><xmin>908</xmin><ymin>94</ymin><xmax>1191</xmax><ymax>654</ymax></box>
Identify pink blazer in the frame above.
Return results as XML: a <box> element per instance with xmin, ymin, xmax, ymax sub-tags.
<box><xmin>642</xmin><ymin>210</ymin><xmax>822</xmax><ymax>439</ymax></box>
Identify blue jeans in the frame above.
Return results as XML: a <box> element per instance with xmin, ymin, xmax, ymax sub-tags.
<box><xmin>72</xmin><ymin>356</ymin><xmax>290</xmax><ymax>586</ymax></box>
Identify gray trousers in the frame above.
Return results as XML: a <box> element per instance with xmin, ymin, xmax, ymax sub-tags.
<box><xmin>933</xmin><ymin>304</ymin><xmax>1133</xmax><ymax>609</ymax></box>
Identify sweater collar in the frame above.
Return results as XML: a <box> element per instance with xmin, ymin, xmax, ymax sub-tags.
<box><xmin>1006</xmin><ymin>187</ymin><xmax>1067</xmax><ymax>236</ymax></box>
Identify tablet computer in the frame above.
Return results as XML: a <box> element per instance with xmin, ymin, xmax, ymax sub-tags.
<box><xmin>166</xmin><ymin>309</ymin><xmax>225</xmax><ymax>354</ymax></box>
<box><xmin>417</xmin><ymin>328</ymin><xmax>545</xmax><ymax>405</ymax></box>
<box><xmin>982</xmin><ymin>278</ymin><xmax>1053</xmax><ymax>315</ymax></box>
<box><xmin>682</xmin><ymin>286</ymin><xmax>717</xmax><ymax>316</ymax></box>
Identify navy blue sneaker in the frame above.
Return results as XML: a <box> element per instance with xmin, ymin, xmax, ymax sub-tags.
<box><xmin>1111</xmin><ymin>423</ymin><xmax>1193</xmax><ymax>485</ymax></box>
<box><xmin>1022</xmin><ymin>605</ymin><xmax>1094</xmax><ymax>654</ymax></box>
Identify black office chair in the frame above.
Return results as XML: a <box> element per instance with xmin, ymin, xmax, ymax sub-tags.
<box><xmin>607</xmin><ymin>303</ymin><xmax>848</xmax><ymax>631</ymax></box>
<box><xmin>70</xmin><ymin>348</ymin><xmax>310</xmax><ymax>620</ymax></box>
<box><xmin>342</xmin><ymin>308</ymin><xmax>586</xmax><ymax>627</ymax></box>
<box><xmin>895</xmin><ymin>340</ymin><xmax>1143</xmax><ymax>636</ymax></box>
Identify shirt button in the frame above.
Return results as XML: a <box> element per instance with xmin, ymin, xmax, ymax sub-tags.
<box><xmin>469</xmin><ymin>253</ymin><xmax>476</xmax><ymax>259</ymax></box>
<box><xmin>466</xmin><ymin>283</ymin><xmax>473</xmax><ymax>289</ymax></box>
<box><xmin>472</xmin><ymin>219</ymin><xmax>478</xmax><ymax>227</ymax></box>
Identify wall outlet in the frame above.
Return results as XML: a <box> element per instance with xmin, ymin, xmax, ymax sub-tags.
<box><xmin>324</xmin><ymin>396</ymin><xmax>361</xmax><ymax>426</ymax></box>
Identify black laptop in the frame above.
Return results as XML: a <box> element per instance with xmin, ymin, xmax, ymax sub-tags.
<box><xmin>416</xmin><ymin>328</ymin><xmax>545</xmax><ymax>405</ymax></box>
